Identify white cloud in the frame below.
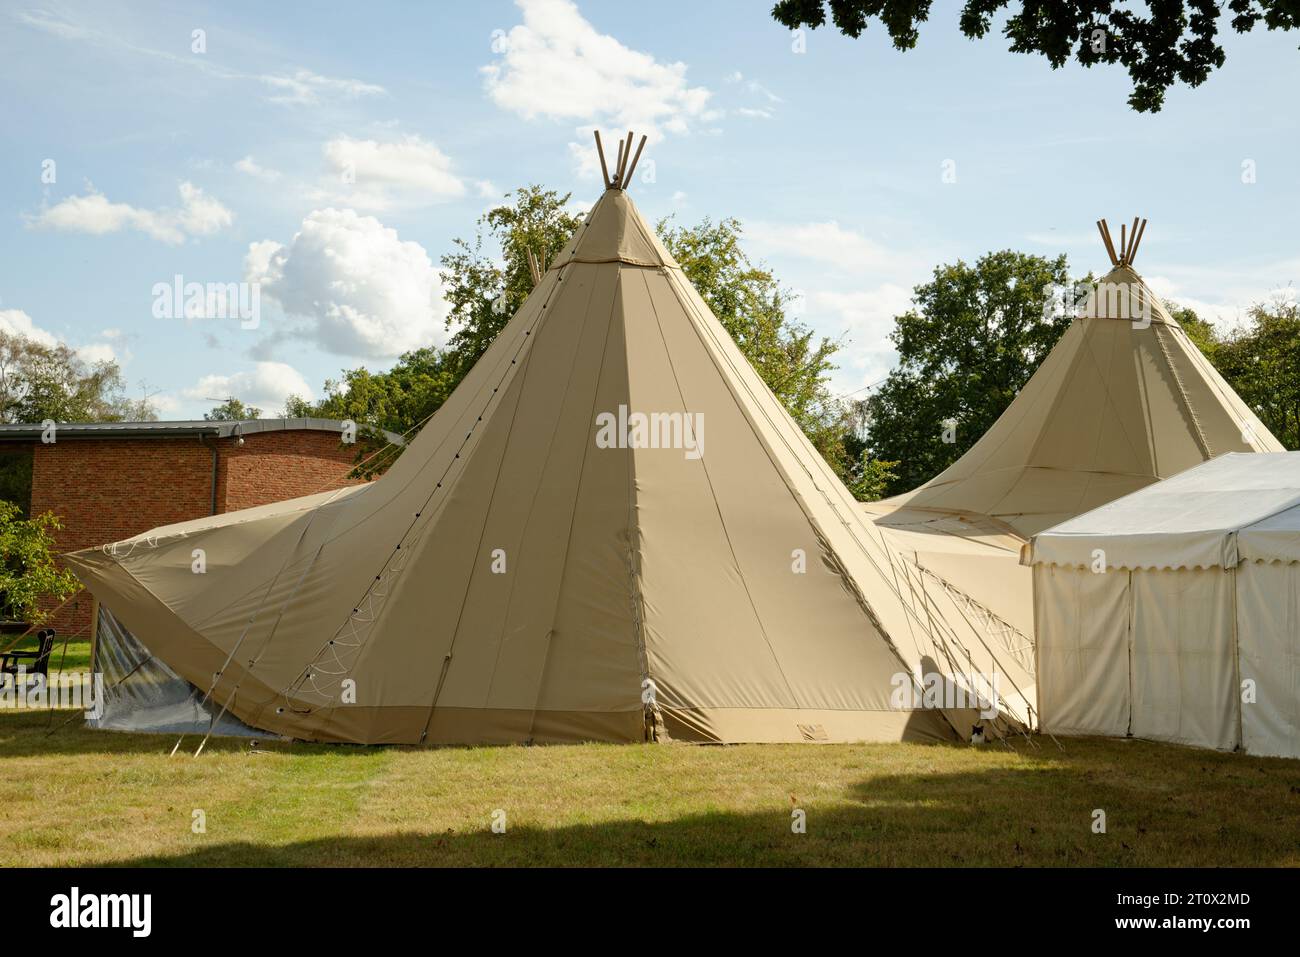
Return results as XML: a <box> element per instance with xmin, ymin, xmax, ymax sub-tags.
<box><xmin>150</xmin><ymin>392</ymin><xmax>184</xmax><ymax>416</ymax></box>
<box><xmin>0</xmin><ymin>308</ymin><xmax>60</xmax><ymax>348</ymax></box>
<box><xmin>14</xmin><ymin>9</ymin><xmax>384</xmax><ymax>107</ymax></box>
<box><xmin>746</xmin><ymin>220</ymin><xmax>897</xmax><ymax>272</ymax></box>
<box><xmin>737</xmin><ymin>107</ymin><xmax>773</xmax><ymax>120</ymax></box>
<box><xmin>245</xmin><ymin>208</ymin><xmax>450</xmax><ymax>358</ymax></box>
<box><xmin>182</xmin><ymin>362</ymin><xmax>315</xmax><ymax>413</ymax></box>
<box><xmin>0</xmin><ymin>308</ymin><xmax>127</xmax><ymax>365</ymax></box>
<box><xmin>314</xmin><ymin>135</ymin><xmax>470</xmax><ymax>211</ymax></box>
<box><xmin>809</xmin><ymin>285</ymin><xmax>916</xmax><ymax>392</ymax></box>
<box><xmin>725</xmin><ymin>71</ymin><xmax>782</xmax><ymax>103</ymax></box>
<box><xmin>28</xmin><ymin>181</ymin><xmax>233</xmax><ymax>245</ymax></box>
<box><xmin>12</xmin><ymin>9</ymin><xmax>91</xmax><ymax>40</ymax></box>
<box><xmin>1141</xmin><ymin>274</ymin><xmax>1259</xmax><ymax>332</ymax></box>
<box><xmin>74</xmin><ymin>342</ymin><xmax>118</xmax><ymax>364</ymax></box>
<box><xmin>257</xmin><ymin>69</ymin><xmax>385</xmax><ymax>106</ymax></box>
<box><xmin>235</xmin><ymin>156</ymin><xmax>282</xmax><ymax>182</ymax></box>
<box><xmin>483</xmin><ymin>0</ymin><xmax>714</xmax><ymax>165</ymax></box>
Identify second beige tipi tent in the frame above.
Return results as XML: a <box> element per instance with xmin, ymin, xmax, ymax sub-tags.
<box><xmin>870</xmin><ymin>219</ymin><xmax>1282</xmax><ymax>539</ymax></box>
<box><xmin>860</xmin><ymin>219</ymin><xmax>1283</xmax><ymax>714</ymax></box>
<box><xmin>68</xmin><ymin>133</ymin><xmax>1023</xmax><ymax>747</ymax></box>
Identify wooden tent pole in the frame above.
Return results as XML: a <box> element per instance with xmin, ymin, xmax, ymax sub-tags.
<box><xmin>614</xmin><ymin>139</ymin><xmax>625</xmax><ymax>186</ymax></box>
<box><xmin>1119</xmin><ymin>223</ymin><xmax>1127</xmax><ymax>265</ymax></box>
<box><xmin>1126</xmin><ymin>217</ymin><xmax>1140</xmax><ymax>264</ymax></box>
<box><xmin>619</xmin><ymin>132</ymin><xmax>634</xmax><ymax>188</ymax></box>
<box><xmin>624</xmin><ymin>134</ymin><xmax>648</xmax><ymax>190</ymax></box>
<box><xmin>1097</xmin><ymin>220</ymin><xmax>1118</xmax><ymax>266</ymax></box>
<box><xmin>1129</xmin><ymin>218</ymin><xmax>1148</xmax><ymax>266</ymax></box>
<box><xmin>593</xmin><ymin>131</ymin><xmax>611</xmax><ymax>189</ymax></box>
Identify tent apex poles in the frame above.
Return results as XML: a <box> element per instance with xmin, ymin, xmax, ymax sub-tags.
<box><xmin>591</xmin><ymin>130</ymin><xmax>647</xmax><ymax>191</ymax></box>
<box><xmin>1098</xmin><ymin>216</ymin><xmax>1149</xmax><ymax>267</ymax></box>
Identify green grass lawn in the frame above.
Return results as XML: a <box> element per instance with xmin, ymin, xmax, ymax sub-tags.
<box><xmin>3</xmin><ymin>697</ymin><xmax>1299</xmax><ymax>867</ymax></box>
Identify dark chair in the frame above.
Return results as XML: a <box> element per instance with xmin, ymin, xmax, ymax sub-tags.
<box><xmin>1</xmin><ymin>629</ymin><xmax>56</xmax><ymax>681</ymax></box>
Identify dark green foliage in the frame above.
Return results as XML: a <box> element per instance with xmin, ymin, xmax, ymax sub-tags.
<box><xmin>771</xmin><ymin>1</ymin><xmax>1300</xmax><ymax>112</ymax></box>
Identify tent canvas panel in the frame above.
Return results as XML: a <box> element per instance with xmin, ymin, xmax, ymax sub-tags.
<box><xmin>1129</xmin><ymin>568</ymin><xmax>1238</xmax><ymax>750</ymax></box>
<box><xmin>1033</xmin><ymin>564</ymin><xmax>1131</xmax><ymax>737</ymax></box>
<box><xmin>1236</xmin><ymin>561</ymin><xmax>1300</xmax><ymax>759</ymax></box>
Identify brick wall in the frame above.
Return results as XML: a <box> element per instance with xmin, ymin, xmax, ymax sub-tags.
<box><xmin>218</xmin><ymin>430</ymin><xmax>364</xmax><ymax>512</ymax></box>
<box><xmin>23</xmin><ymin>429</ymin><xmax>372</xmax><ymax>639</ymax></box>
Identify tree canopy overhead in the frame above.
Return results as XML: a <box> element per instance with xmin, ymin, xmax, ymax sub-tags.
<box><xmin>770</xmin><ymin>1</ymin><xmax>1299</xmax><ymax>112</ymax></box>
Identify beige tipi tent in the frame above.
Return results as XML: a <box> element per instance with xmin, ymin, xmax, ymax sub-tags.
<box><xmin>870</xmin><ymin>219</ymin><xmax>1282</xmax><ymax>539</ymax></box>
<box><xmin>69</xmin><ymin>133</ymin><xmax>1019</xmax><ymax>747</ymax></box>
<box><xmin>859</xmin><ymin>220</ymin><xmax>1283</xmax><ymax>692</ymax></box>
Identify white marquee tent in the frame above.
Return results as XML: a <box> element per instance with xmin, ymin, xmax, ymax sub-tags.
<box><xmin>1024</xmin><ymin>452</ymin><xmax>1300</xmax><ymax>757</ymax></box>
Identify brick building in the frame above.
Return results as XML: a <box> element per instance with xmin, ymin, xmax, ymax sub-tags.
<box><xmin>0</xmin><ymin>418</ymin><xmax>401</xmax><ymax>638</ymax></box>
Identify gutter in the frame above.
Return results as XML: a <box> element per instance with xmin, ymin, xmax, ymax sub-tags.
<box><xmin>200</xmin><ymin>435</ymin><xmax>219</xmax><ymax>515</ymax></box>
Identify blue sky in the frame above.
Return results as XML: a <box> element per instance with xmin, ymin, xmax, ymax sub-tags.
<box><xmin>2</xmin><ymin>0</ymin><xmax>1297</xmax><ymax>418</ymax></box>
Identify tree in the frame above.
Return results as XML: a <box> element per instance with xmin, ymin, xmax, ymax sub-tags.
<box><xmin>0</xmin><ymin>331</ymin><xmax>156</xmax><ymax>424</ymax></box>
<box><xmin>863</xmin><ymin>250</ymin><xmax>1078</xmax><ymax>496</ymax></box>
<box><xmin>770</xmin><ymin>1</ymin><xmax>1300</xmax><ymax>112</ymax></box>
<box><xmin>1211</xmin><ymin>297</ymin><xmax>1300</xmax><ymax>449</ymax></box>
<box><xmin>285</xmin><ymin>347</ymin><xmax>462</xmax><ymax>476</ymax></box>
<box><xmin>657</xmin><ymin>216</ymin><xmax>857</xmax><ymax>480</ymax></box>
<box><xmin>847</xmin><ymin>454</ymin><xmax>899</xmax><ymax>502</ymax></box>
<box><xmin>0</xmin><ymin>501</ymin><xmax>80</xmax><ymax>625</ymax></box>
<box><xmin>0</xmin><ymin>451</ymin><xmax>32</xmax><ymax>516</ymax></box>
<box><xmin>441</xmin><ymin>185</ymin><xmax>586</xmax><ymax>371</ymax></box>
<box><xmin>205</xmin><ymin>398</ymin><xmax>263</xmax><ymax>421</ymax></box>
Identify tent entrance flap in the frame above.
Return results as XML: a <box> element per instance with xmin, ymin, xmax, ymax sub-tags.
<box><xmin>90</xmin><ymin>604</ymin><xmax>271</xmax><ymax>738</ymax></box>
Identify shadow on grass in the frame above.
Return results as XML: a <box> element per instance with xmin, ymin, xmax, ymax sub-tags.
<box><xmin>7</xmin><ymin>709</ymin><xmax>1300</xmax><ymax>867</ymax></box>
<box><xmin>104</xmin><ymin>749</ymin><xmax>1300</xmax><ymax>868</ymax></box>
